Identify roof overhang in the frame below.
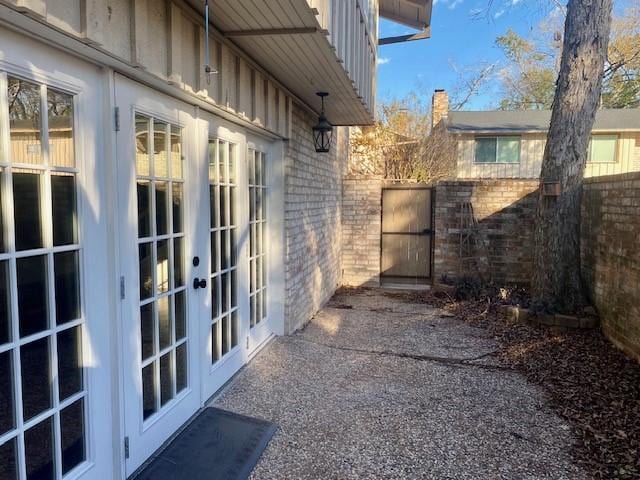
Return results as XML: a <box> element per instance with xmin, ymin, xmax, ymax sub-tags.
<box><xmin>190</xmin><ymin>0</ymin><xmax>373</xmax><ymax>125</ymax></box>
<box><xmin>446</xmin><ymin>109</ymin><xmax>640</xmax><ymax>134</ymax></box>
<box><xmin>448</xmin><ymin>128</ymin><xmax>640</xmax><ymax>134</ymax></box>
<box><xmin>379</xmin><ymin>0</ymin><xmax>433</xmax><ymax>29</ymax></box>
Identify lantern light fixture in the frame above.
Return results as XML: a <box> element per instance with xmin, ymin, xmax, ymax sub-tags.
<box><xmin>312</xmin><ymin>92</ymin><xmax>333</xmax><ymax>153</ymax></box>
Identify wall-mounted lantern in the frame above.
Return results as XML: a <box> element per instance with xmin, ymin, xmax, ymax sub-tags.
<box><xmin>312</xmin><ymin>92</ymin><xmax>333</xmax><ymax>153</ymax></box>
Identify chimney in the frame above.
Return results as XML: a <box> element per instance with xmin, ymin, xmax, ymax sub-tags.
<box><xmin>432</xmin><ymin>89</ymin><xmax>449</xmax><ymax>129</ymax></box>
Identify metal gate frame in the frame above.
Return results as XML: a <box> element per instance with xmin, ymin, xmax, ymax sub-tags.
<box><xmin>379</xmin><ymin>183</ymin><xmax>435</xmax><ymax>286</ymax></box>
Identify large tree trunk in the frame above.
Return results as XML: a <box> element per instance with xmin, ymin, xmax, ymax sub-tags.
<box><xmin>532</xmin><ymin>0</ymin><xmax>613</xmax><ymax>312</ymax></box>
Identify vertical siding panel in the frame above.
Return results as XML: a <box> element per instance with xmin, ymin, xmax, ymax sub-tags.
<box><xmin>220</xmin><ymin>45</ymin><xmax>236</xmax><ymax>109</ymax></box>
<box><xmin>48</xmin><ymin>0</ymin><xmax>82</xmax><ymax>36</ymax></box>
<box><xmin>214</xmin><ymin>40</ymin><xmax>223</xmax><ymax>105</ymax></box>
<box><xmin>180</xmin><ymin>13</ymin><xmax>197</xmax><ymax>92</ymax></box>
<box><xmin>234</xmin><ymin>56</ymin><xmax>240</xmax><ymax>112</ymax></box>
<box><xmin>464</xmin><ymin>137</ymin><xmax>473</xmax><ymax>178</ymax></box>
<box><xmin>197</xmin><ymin>26</ymin><xmax>206</xmax><ymax>93</ymax></box>
<box><xmin>253</xmin><ymin>71</ymin><xmax>265</xmax><ymax>127</ymax></box>
<box><xmin>622</xmin><ymin>134</ymin><xmax>632</xmax><ymax>173</ymax></box>
<box><xmin>85</xmin><ymin>0</ymin><xmax>132</xmax><ymax>61</ymax></box>
<box><xmin>237</xmin><ymin>59</ymin><xmax>252</xmax><ymax>119</ymax></box>
<box><xmin>458</xmin><ymin>137</ymin><xmax>464</xmax><ymax>178</ymax></box>
<box><xmin>458</xmin><ymin>137</ymin><xmax>466</xmax><ymax>178</ymax></box>
<box><xmin>521</xmin><ymin>137</ymin><xmax>529</xmax><ymax>178</ymax></box>
<box><xmin>286</xmin><ymin>96</ymin><xmax>293</xmax><ymax>139</ymax></box>
<box><xmin>469</xmin><ymin>138</ymin><xmax>478</xmax><ymax>178</ymax></box>
<box><xmin>537</xmin><ymin>137</ymin><xmax>545</xmax><ymax>177</ymax></box>
<box><xmin>167</xmin><ymin>2</ymin><xmax>182</xmax><ymax>84</ymax></box>
<box><xmin>531</xmin><ymin>136</ymin><xmax>540</xmax><ymax>177</ymax></box>
<box><xmin>133</xmin><ymin>0</ymin><xmax>168</xmax><ymax>79</ymax></box>
<box><xmin>278</xmin><ymin>88</ymin><xmax>287</xmax><ymax>136</ymax></box>
<box><xmin>267</xmin><ymin>81</ymin><xmax>277</xmax><ymax>132</ymax></box>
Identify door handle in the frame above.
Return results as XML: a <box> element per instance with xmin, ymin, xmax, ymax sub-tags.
<box><xmin>193</xmin><ymin>277</ymin><xmax>207</xmax><ymax>290</ymax></box>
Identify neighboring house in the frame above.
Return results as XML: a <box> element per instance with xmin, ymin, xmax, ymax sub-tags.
<box><xmin>432</xmin><ymin>91</ymin><xmax>640</xmax><ymax>179</ymax></box>
<box><xmin>0</xmin><ymin>1</ymin><xmax>432</xmax><ymax>479</ymax></box>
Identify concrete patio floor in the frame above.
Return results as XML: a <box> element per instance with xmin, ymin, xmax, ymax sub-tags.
<box><xmin>213</xmin><ymin>288</ymin><xmax>588</xmax><ymax>479</ymax></box>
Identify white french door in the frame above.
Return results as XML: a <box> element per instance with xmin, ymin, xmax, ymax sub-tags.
<box><xmin>246</xmin><ymin>139</ymin><xmax>273</xmax><ymax>350</ymax></box>
<box><xmin>115</xmin><ymin>76</ymin><xmax>203</xmax><ymax>475</ymax></box>
<box><xmin>198</xmin><ymin>112</ymin><xmax>249</xmax><ymax>402</ymax></box>
<box><xmin>0</xmin><ymin>46</ymin><xmax>113</xmax><ymax>480</ymax></box>
<box><xmin>115</xmin><ymin>76</ymin><xmax>278</xmax><ymax>474</ymax></box>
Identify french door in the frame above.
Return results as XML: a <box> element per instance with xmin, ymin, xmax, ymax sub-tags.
<box><xmin>115</xmin><ymin>76</ymin><xmax>203</xmax><ymax>475</ymax></box>
<box><xmin>116</xmin><ymin>77</ymin><xmax>276</xmax><ymax>474</ymax></box>
<box><xmin>198</xmin><ymin>112</ymin><xmax>248</xmax><ymax>402</ymax></box>
<box><xmin>246</xmin><ymin>142</ymin><xmax>272</xmax><ymax>350</ymax></box>
<box><xmin>0</xmin><ymin>62</ymin><xmax>113</xmax><ymax>479</ymax></box>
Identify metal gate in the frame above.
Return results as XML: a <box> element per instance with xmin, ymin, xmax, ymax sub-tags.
<box><xmin>380</xmin><ymin>185</ymin><xmax>434</xmax><ymax>286</ymax></box>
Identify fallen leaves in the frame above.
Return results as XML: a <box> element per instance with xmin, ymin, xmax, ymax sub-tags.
<box><xmin>384</xmin><ymin>288</ymin><xmax>640</xmax><ymax>479</ymax></box>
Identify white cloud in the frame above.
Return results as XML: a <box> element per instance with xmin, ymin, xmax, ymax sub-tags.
<box><xmin>377</xmin><ymin>57</ymin><xmax>391</xmax><ymax>65</ymax></box>
<box><xmin>494</xmin><ymin>8</ymin><xmax>506</xmax><ymax>18</ymax></box>
<box><xmin>434</xmin><ymin>0</ymin><xmax>466</xmax><ymax>10</ymax></box>
<box><xmin>511</xmin><ymin>0</ymin><xmax>522</xmax><ymax>5</ymax></box>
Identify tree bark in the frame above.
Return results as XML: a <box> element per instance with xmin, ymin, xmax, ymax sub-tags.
<box><xmin>532</xmin><ymin>0</ymin><xmax>614</xmax><ymax>312</ymax></box>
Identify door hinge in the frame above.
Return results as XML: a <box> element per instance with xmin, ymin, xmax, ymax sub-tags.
<box><xmin>246</xmin><ymin>336</ymin><xmax>249</xmax><ymax>349</ymax></box>
<box><xmin>120</xmin><ymin>276</ymin><xmax>125</xmax><ymax>300</ymax></box>
<box><xmin>114</xmin><ymin>106</ymin><xmax>120</xmax><ymax>132</ymax></box>
<box><xmin>124</xmin><ymin>436</ymin><xmax>130</xmax><ymax>459</ymax></box>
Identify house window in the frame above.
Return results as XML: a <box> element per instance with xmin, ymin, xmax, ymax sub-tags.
<box><xmin>474</xmin><ymin>136</ymin><xmax>521</xmax><ymax>164</ymax></box>
<box><xmin>587</xmin><ymin>135</ymin><xmax>617</xmax><ymax>163</ymax></box>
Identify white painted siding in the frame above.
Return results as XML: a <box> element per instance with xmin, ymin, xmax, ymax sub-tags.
<box><xmin>1</xmin><ymin>0</ymin><xmax>309</xmax><ymax>138</ymax></box>
<box><xmin>456</xmin><ymin>132</ymin><xmax>640</xmax><ymax>179</ymax></box>
<box><xmin>311</xmin><ymin>0</ymin><xmax>377</xmax><ymax>114</ymax></box>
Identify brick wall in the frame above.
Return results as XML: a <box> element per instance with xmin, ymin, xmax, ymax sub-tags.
<box><xmin>581</xmin><ymin>172</ymin><xmax>640</xmax><ymax>361</ymax></box>
<box><xmin>342</xmin><ymin>176</ymin><xmax>382</xmax><ymax>286</ymax></box>
<box><xmin>433</xmin><ymin>180</ymin><xmax>539</xmax><ymax>285</ymax></box>
<box><xmin>283</xmin><ymin>104</ymin><xmax>348</xmax><ymax>333</ymax></box>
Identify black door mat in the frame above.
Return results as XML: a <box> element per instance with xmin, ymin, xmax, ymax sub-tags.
<box><xmin>133</xmin><ymin>407</ymin><xmax>277</xmax><ymax>480</ymax></box>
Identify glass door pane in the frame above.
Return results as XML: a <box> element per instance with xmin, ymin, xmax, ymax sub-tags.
<box><xmin>248</xmin><ymin>149</ymin><xmax>268</xmax><ymax>328</ymax></box>
<box><xmin>134</xmin><ymin>114</ymin><xmax>188</xmax><ymax>422</ymax></box>
<box><xmin>208</xmin><ymin>139</ymin><xmax>239</xmax><ymax>364</ymax></box>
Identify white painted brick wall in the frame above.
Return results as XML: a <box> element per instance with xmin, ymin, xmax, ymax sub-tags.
<box><xmin>283</xmin><ymin>104</ymin><xmax>348</xmax><ymax>333</ymax></box>
<box><xmin>342</xmin><ymin>176</ymin><xmax>382</xmax><ymax>286</ymax></box>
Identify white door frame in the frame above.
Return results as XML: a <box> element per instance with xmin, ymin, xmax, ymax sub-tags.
<box><xmin>114</xmin><ymin>75</ymin><xmax>202</xmax><ymax>475</ymax></box>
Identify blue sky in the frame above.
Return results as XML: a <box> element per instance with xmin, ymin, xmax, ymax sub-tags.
<box><xmin>376</xmin><ymin>0</ymin><xmax>632</xmax><ymax>110</ymax></box>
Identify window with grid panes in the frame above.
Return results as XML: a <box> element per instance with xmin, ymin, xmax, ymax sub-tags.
<box><xmin>208</xmin><ymin>139</ymin><xmax>238</xmax><ymax>364</ymax></box>
<box><xmin>0</xmin><ymin>74</ymin><xmax>87</xmax><ymax>479</ymax></box>
<box><xmin>134</xmin><ymin>115</ymin><xmax>188</xmax><ymax>421</ymax></box>
<box><xmin>248</xmin><ymin>149</ymin><xmax>267</xmax><ymax>328</ymax></box>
